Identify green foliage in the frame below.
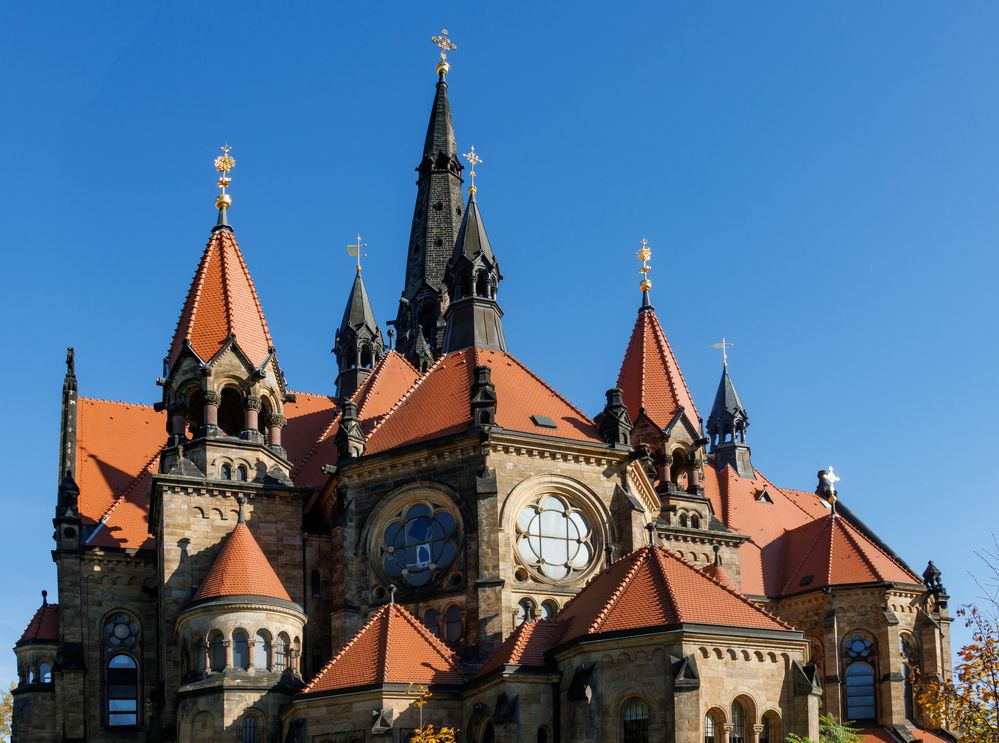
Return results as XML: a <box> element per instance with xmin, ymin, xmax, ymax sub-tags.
<box><xmin>786</xmin><ymin>714</ymin><xmax>861</xmax><ymax>743</ymax></box>
<box><xmin>0</xmin><ymin>683</ymin><xmax>13</xmax><ymax>742</ymax></box>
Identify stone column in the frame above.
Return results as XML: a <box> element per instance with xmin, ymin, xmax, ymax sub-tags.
<box><xmin>202</xmin><ymin>390</ymin><xmax>221</xmax><ymax>435</ymax></box>
<box><xmin>170</xmin><ymin>402</ymin><xmax>188</xmax><ymax>440</ymax></box>
<box><xmin>224</xmin><ymin>639</ymin><xmax>232</xmax><ymax>670</ymax></box>
<box><xmin>267</xmin><ymin>413</ymin><xmax>286</xmax><ymax>451</ymax></box>
<box><xmin>752</xmin><ymin>723</ymin><xmax>764</xmax><ymax>743</ymax></box>
<box><xmin>242</xmin><ymin>395</ymin><xmax>263</xmax><ymax>442</ymax></box>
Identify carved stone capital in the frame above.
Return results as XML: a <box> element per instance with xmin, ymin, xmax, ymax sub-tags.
<box><xmin>267</xmin><ymin>413</ymin><xmax>287</xmax><ymax>428</ymax></box>
<box><xmin>203</xmin><ymin>390</ymin><xmax>222</xmax><ymax>406</ymax></box>
<box><xmin>244</xmin><ymin>395</ymin><xmax>262</xmax><ymax>412</ymax></box>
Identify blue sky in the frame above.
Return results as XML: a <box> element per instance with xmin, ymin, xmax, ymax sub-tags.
<box><xmin>1</xmin><ymin>2</ymin><xmax>997</xmax><ymax>682</ymax></box>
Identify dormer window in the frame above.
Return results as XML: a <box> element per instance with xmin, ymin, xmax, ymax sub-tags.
<box><xmin>756</xmin><ymin>489</ymin><xmax>774</xmax><ymax>504</ymax></box>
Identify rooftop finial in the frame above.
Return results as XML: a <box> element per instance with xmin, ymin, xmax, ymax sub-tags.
<box><xmin>823</xmin><ymin>466</ymin><xmax>840</xmax><ymax>512</ymax></box>
<box><xmin>645</xmin><ymin>521</ymin><xmax>657</xmax><ymax>547</ymax></box>
<box><xmin>41</xmin><ymin>589</ymin><xmax>48</xmax><ymax>606</ymax></box>
<box><xmin>432</xmin><ymin>28</ymin><xmax>457</xmax><ymax>79</ymax></box>
<box><xmin>213</xmin><ymin>144</ymin><xmax>236</xmax><ymax>229</ymax></box>
<box><xmin>235</xmin><ymin>494</ymin><xmax>246</xmax><ymax>524</ymax></box>
<box><xmin>711</xmin><ymin>337</ymin><xmax>733</xmax><ymax>367</ymax></box>
<box><xmin>463</xmin><ymin>146</ymin><xmax>482</xmax><ymax>196</ymax></box>
<box><xmin>346</xmin><ymin>233</ymin><xmax>368</xmax><ymax>273</ymax></box>
<box><xmin>388</xmin><ymin>583</ymin><xmax>397</xmax><ymax>605</ymax></box>
<box><xmin>713</xmin><ymin>544</ymin><xmax>722</xmax><ymax>567</ymax></box>
<box><xmin>637</xmin><ymin>238</ymin><xmax>653</xmax><ymax>308</ymax></box>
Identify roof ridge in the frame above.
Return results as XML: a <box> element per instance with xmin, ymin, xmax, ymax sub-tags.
<box><xmin>365</xmin><ymin>351</ymin><xmax>450</xmax><ymax>444</ymax></box>
<box><xmin>755</xmin><ymin>475</ymin><xmax>822</xmax><ymax>522</ymax></box>
<box><xmin>219</xmin><ymin>231</ymin><xmax>235</xmax><ymax>341</ymax></box>
<box><xmin>79</xmin><ymin>396</ymin><xmax>157</xmax><ymax>410</ymax></box>
<box><xmin>168</xmin><ymin>232</ymin><xmax>215</xmax><ymax>361</ymax></box>
<box><xmin>587</xmin><ymin>549</ymin><xmax>646</xmax><ymax>634</ymax></box>
<box><xmin>647</xmin><ymin>311</ymin><xmax>698</xmax><ymax>422</ymax></box>
<box><xmin>290</xmin><ymin>410</ymin><xmax>342</xmax><ymax>479</ymax></box>
<box><xmin>779</xmin><ymin>517</ymin><xmax>831</xmax><ymax>596</ymax></box>
<box><xmin>498</xmin><ymin>350</ymin><xmax>596</xmax><ymax>425</ymax></box>
<box><xmin>834</xmin><ymin>516</ymin><xmax>881</xmax><ymax>580</ymax></box>
<box><xmin>837</xmin><ymin>515</ymin><xmax>919</xmax><ymax>582</ymax></box>
<box><xmin>301</xmin><ymin>604</ymin><xmax>390</xmax><ymax>693</ymax></box>
<box><xmin>651</xmin><ymin>546</ymin><xmax>684</xmax><ymax>622</ymax></box>
<box><xmin>225</xmin><ymin>230</ymin><xmax>275</xmax><ymax>352</ymax></box>
<box><xmin>93</xmin><ymin>451</ymin><xmax>160</xmax><ymax>525</ymax></box>
<box><xmin>355</xmin><ymin>352</ymin><xmax>395</xmax><ymax>420</ymax></box>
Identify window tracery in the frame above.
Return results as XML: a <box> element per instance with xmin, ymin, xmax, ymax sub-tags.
<box><xmin>376</xmin><ymin>499</ymin><xmax>461</xmax><ymax>589</ymax></box>
<box><xmin>842</xmin><ymin>633</ymin><xmax>877</xmax><ymax>720</ymax></box>
<box><xmin>515</xmin><ymin>494</ymin><xmax>595</xmax><ymax>581</ymax></box>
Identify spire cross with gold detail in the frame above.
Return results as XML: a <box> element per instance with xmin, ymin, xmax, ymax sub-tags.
<box><xmin>823</xmin><ymin>466</ymin><xmax>841</xmax><ymax>505</ymax></box>
<box><xmin>711</xmin><ymin>337</ymin><xmax>734</xmax><ymax>367</ymax></box>
<box><xmin>463</xmin><ymin>146</ymin><xmax>482</xmax><ymax>195</ymax></box>
<box><xmin>346</xmin><ymin>234</ymin><xmax>368</xmax><ymax>272</ymax></box>
<box><xmin>431</xmin><ymin>28</ymin><xmax>457</xmax><ymax>78</ymax></box>
<box><xmin>214</xmin><ymin>144</ymin><xmax>236</xmax><ymax>209</ymax></box>
<box><xmin>636</xmin><ymin>238</ymin><xmax>653</xmax><ymax>295</ymax></box>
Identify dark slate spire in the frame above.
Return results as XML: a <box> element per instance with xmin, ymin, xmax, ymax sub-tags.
<box><xmin>707</xmin><ymin>361</ymin><xmax>753</xmax><ymax>478</ymax></box>
<box><xmin>441</xmin><ymin>190</ymin><xmax>507</xmax><ymax>353</ymax></box>
<box><xmin>393</xmin><ymin>60</ymin><xmax>465</xmax><ymax>367</ymax></box>
<box><xmin>333</xmin><ymin>267</ymin><xmax>384</xmax><ymax>400</ymax></box>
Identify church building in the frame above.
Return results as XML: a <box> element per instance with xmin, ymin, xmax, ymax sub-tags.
<box><xmin>13</xmin><ymin>31</ymin><xmax>954</xmax><ymax>743</ymax></box>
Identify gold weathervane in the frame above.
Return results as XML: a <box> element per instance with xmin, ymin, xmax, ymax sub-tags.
<box><xmin>214</xmin><ymin>144</ymin><xmax>236</xmax><ymax>210</ymax></box>
<box><xmin>711</xmin><ymin>337</ymin><xmax>734</xmax><ymax>367</ymax></box>
<box><xmin>636</xmin><ymin>238</ymin><xmax>652</xmax><ymax>294</ymax></box>
<box><xmin>432</xmin><ymin>28</ymin><xmax>457</xmax><ymax>77</ymax></box>
<box><xmin>463</xmin><ymin>146</ymin><xmax>482</xmax><ymax>195</ymax></box>
<box><xmin>346</xmin><ymin>234</ymin><xmax>368</xmax><ymax>272</ymax></box>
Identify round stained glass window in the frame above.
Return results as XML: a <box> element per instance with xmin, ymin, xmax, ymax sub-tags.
<box><xmin>379</xmin><ymin>500</ymin><xmax>460</xmax><ymax>589</ymax></box>
<box><xmin>515</xmin><ymin>495</ymin><xmax>595</xmax><ymax>581</ymax></box>
<box><xmin>104</xmin><ymin>614</ymin><xmax>139</xmax><ymax>653</ymax></box>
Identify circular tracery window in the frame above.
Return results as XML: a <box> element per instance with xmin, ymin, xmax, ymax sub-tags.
<box><xmin>515</xmin><ymin>495</ymin><xmax>595</xmax><ymax>581</ymax></box>
<box><xmin>379</xmin><ymin>501</ymin><xmax>460</xmax><ymax>588</ymax></box>
<box><xmin>104</xmin><ymin>614</ymin><xmax>139</xmax><ymax>653</ymax></box>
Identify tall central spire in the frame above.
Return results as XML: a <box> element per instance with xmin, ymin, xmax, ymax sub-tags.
<box><xmin>393</xmin><ymin>30</ymin><xmax>465</xmax><ymax>370</ymax></box>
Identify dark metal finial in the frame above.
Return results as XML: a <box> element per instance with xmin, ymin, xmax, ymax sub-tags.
<box><xmin>713</xmin><ymin>544</ymin><xmax>722</xmax><ymax>567</ymax></box>
<box><xmin>645</xmin><ymin>522</ymin><xmax>656</xmax><ymax>547</ymax></box>
<box><xmin>605</xmin><ymin>544</ymin><xmax>616</xmax><ymax>569</ymax></box>
<box><xmin>388</xmin><ymin>328</ymin><xmax>395</xmax><ymax>350</ymax></box>
<box><xmin>65</xmin><ymin>347</ymin><xmax>75</xmax><ymax>376</ymax></box>
<box><xmin>42</xmin><ymin>589</ymin><xmax>48</xmax><ymax>605</ymax></box>
<box><xmin>388</xmin><ymin>584</ymin><xmax>397</xmax><ymax>605</ymax></box>
<box><xmin>236</xmin><ymin>494</ymin><xmax>246</xmax><ymax>524</ymax></box>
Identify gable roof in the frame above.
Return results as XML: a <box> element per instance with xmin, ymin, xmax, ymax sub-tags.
<box><xmin>167</xmin><ymin>228</ymin><xmax>274</xmax><ymax>370</ymax></box>
<box><xmin>365</xmin><ymin>347</ymin><xmax>602</xmax><ymax>454</ymax></box>
<box><xmin>18</xmin><ymin>600</ymin><xmax>59</xmax><ymax>645</ymax></box>
<box><xmin>616</xmin><ymin>307</ymin><xmax>699</xmax><ymax>430</ymax></box>
<box><xmin>555</xmin><ymin>545</ymin><xmax>791</xmax><ymax>643</ymax></box>
<box><xmin>301</xmin><ymin>603</ymin><xmax>463</xmax><ymax>695</ymax></box>
<box><xmin>475</xmin><ymin>618</ymin><xmax>566</xmax><ymax>678</ymax></box>
<box><xmin>192</xmin><ymin>521</ymin><xmax>291</xmax><ymax>602</ymax></box>
<box><xmin>779</xmin><ymin>513</ymin><xmax>921</xmax><ymax>596</ymax></box>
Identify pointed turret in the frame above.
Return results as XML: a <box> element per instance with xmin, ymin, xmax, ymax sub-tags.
<box><xmin>441</xmin><ymin>188</ymin><xmax>506</xmax><ymax>353</ymax></box>
<box><xmin>393</xmin><ymin>32</ymin><xmax>465</xmax><ymax>366</ymax></box>
<box><xmin>333</xmin><ymin>266</ymin><xmax>384</xmax><ymax>400</ymax></box>
<box><xmin>707</xmin><ymin>361</ymin><xmax>753</xmax><ymax>478</ymax></box>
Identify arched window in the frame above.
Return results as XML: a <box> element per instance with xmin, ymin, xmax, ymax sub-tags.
<box><xmin>902</xmin><ymin>664</ymin><xmax>914</xmax><ymax>721</ymax></box>
<box><xmin>541</xmin><ymin>600</ymin><xmax>558</xmax><ymax>619</ymax></box>
<box><xmin>761</xmin><ymin>712</ymin><xmax>780</xmax><ymax>743</ymax></box>
<box><xmin>679</xmin><ymin>514</ymin><xmax>689</xmax><ymax>528</ymax></box>
<box><xmin>241</xmin><ymin>714</ymin><xmax>261</xmax><ymax>743</ymax></box>
<box><xmin>235</xmin><ymin>465</ymin><xmax>248</xmax><ymax>482</ymax></box>
<box><xmin>480</xmin><ymin>720</ymin><xmax>496</xmax><ymax>743</ymax></box>
<box><xmin>730</xmin><ymin>700</ymin><xmax>747</xmax><ymax>743</ymax></box>
<box><xmin>672</xmin><ymin>449</ymin><xmax>689</xmax><ymax>490</ymax></box>
<box><xmin>274</xmin><ymin>633</ymin><xmax>289</xmax><ymax>672</ymax></box>
<box><xmin>253</xmin><ymin>631</ymin><xmax>271</xmax><ymax>670</ymax></box>
<box><xmin>218</xmin><ymin>387</ymin><xmax>243</xmax><ymax>437</ymax></box>
<box><xmin>232</xmin><ymin>630</ymin><xmax>250</xmax><ymax>670</ymax></box>
<box><xmin>516</xmin><ymin>598</ymin><xmax>536</xmax><ymax>627</ymax></box>
<box><xmin>704</xmin><ymin>713</ymin><xmax>716</xmax><ymax>743</ymax></box>
<box><xmin>621</xmin><ymin>697</ymin><xmax>650</xmax><ymax>743</ymax></box>
<box><xmin>220</xmin><ymin>463</ymin><xmax>232</xmax><ymax>480</ymax></box>
<box><xmin>258</xmin><ymin>398</ymin><xmax>272</xmax><ymax>436</ymax></box>
<box><xmin>444</xmin><ymin>605</ymin><xmax>463</xmax><ymax>645</ymax></box>
<box><xmin>311</xmin><ymin>569</ymin><xmax>321</xmax><ymax>599</ymax></box>
<box><xmin>107</xmin><ymin>655</ymin><xmax>138</xmax><ymax>727</ymax></box>
<box><xmin>26</xmin><ymin>666</ymin><xmax>35</xmax><ymax>684</ymax></box>
<box><xmin>843</xmin><ymin>633</ymin><xmax>877</xmax><ymax>721</ymax></box>
<box><xmin>208</xmin><ymin>630</ymin><xmax>226</xmax><ymax>672</ymax></box>
<box><xmin>690</xmin><ymin>514</ymin><xmax>701</xmax><ymax>529</ymax></box>
<box><xmin>423</xmin><ymin>609</ymin><xmax>440</xmax><ymax>638</ymax></box>
<box><xmin>38</xmin><ymin>661</ymin><xmax>53</xmax><ymax>684</ymax></box>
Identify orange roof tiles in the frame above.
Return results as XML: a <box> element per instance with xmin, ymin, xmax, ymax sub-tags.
<box><xmin>193</xmin><ymin>522</ymin><xmax>291</xmax><ymax>602</ymax></box>
<box><xmin>167</xmin><ymin>228</ymin><xmax>274</xmax><ymax>369</ymax></box>
<box><xmin>616</xmin><ymin>307</ymin><xmax>699</xmax><ymax>430</ymax></box>
<box><xmin>556</xmin><ymin>545</ymin><xmax>791</xmax><ymax>642</ymax></box>
<box><xmin>475</xmin><ymin>618</ymin><xmax>566</xmax><ymax>678</ymax></box>
<box><xmin>18</xmin><ymin>601</ymin><xmax>59</xmax><ymax>645</ymax></box>
<box><xmin>302</xmin><ymin>603</ymin><xmax>463</xmax><ymax>694</ymax></box>
<box><xmin>366</xmin><ymin>348</ymin><xmax>601</xmax><ymax>454</ymax></box>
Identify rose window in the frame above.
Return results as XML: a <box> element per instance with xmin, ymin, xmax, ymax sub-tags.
<box><xmin>379</xmin><ymin>501</ymin><xmax>460</xmax><ymax>588</ymax></box>
<box><xmin>516</xmin><ymin>495</ymin><xmax>595</xmax><ymax>581</ymax></box>
<box><xmin>104</xmin><ymin>614</ymin><xmax>139</xmax><ymax>653</ymax></box>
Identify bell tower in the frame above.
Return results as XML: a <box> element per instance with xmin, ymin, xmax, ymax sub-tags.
<box><xmin>706</xmin><ymin>340</ymin><xmax>753</xmax><ymax>478</ymax></box>
<box><xmin>334</xmin><ymin>236</ymin><xmax>384</xmax><ymax>400</ymax></box>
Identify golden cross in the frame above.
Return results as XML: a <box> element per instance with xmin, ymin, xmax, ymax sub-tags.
<box><xmin>463</xmin><ymin>146</ymin><xmax>482</xmax><ymax>194</ymax></box>
<box><xmin>711</xmin><ymin>337</ymin><xmax>734</xmax><ymax>367</ymax></box>
<box><xmin>346</xmin><ymin>233</ymin><xmax>368</xmax><ymax>272</ymax></box>
<box><xmin>636</xmin><ymin>238</ymin><xmax>652</xmax><ymax>293</ymax></box>
<box><xmin>432</xmin><ymin>28</ymin><xmax>457</xmax><ymax>60</ymax></box>
<box><xmin>213</xmin><ymin>144</ymin><xmax>235</xmax><ymax>208</ymax></box>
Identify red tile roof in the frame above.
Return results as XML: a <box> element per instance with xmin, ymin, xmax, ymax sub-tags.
<box><xmin>167</xmin><ymin>228</ymin><xmax>274</xmax><ymax>369</ymax></box>
<box><xmin>475</xmin><ymin>618</ymin><xmax>566</xmax><ymax>678</ymax></box>
<box><xmin>701</xmin><ymin>561</ymin><xmax>737</xmax><ymax>590</ymax></box>
<box><xmin>193</xmin><ymin>521</ymin><xmax>291</xmax><ymax>602</ymax></box>
<box><xmin>18</xmin><ymin>601</ymin><xmax>59</xmax><ymax>645</ymax></box>
<box><xmin>556</xmin><ymin>545</ymin><xmax>792</xmax><ymax>642</ymax></box>
<box><xmin>301</xmin><ymin>603</ymin><xmax>464</xmax><ymax>694</ymax></box>
<box><xmin>366</xmin><ymin>348</ymin><xmax>601</xmax><ymax>454</ymax></box>
<box><xmin>616</xmin><ymin>307</ymin><xmax>699</xmax><ymax>430</ymax></box>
